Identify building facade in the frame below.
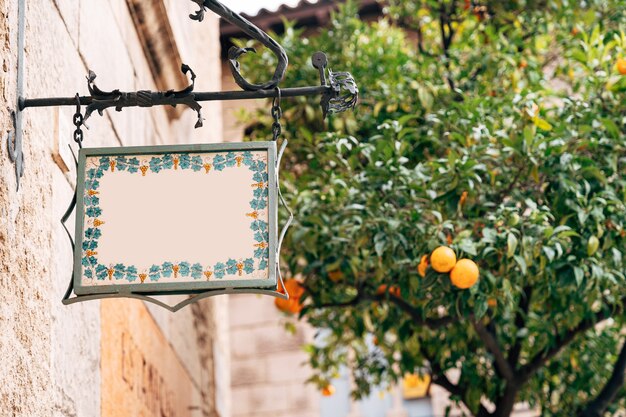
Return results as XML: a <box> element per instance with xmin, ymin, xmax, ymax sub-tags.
<box><xmin>0</xmin><ymin>1</ymin><xmax>229</xmax><ymax>416</ymax></box>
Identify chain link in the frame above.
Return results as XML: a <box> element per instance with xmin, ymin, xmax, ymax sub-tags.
<box><xmin>73</xmin><ymin>94</ymin><xmax>84</xmax><ymax>148</ymax></box>
<box><xmin>271</xmin><ymin>87</ymin><xmax>282</xmax><ymax>141</ymax></box>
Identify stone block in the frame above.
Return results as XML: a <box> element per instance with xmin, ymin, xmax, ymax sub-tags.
<box><xmin>247</xmin><ymin>383</ymin><xmax>292</xmax><ymax>414</ymax></box>
<box><xmin>266</xmin><ymin>351</ymin><xmax>312</xmax><ymax>383</ymax></box>
<box><xmin>101</xmin><ymin>299</ymin><xmax>200</xmax><ymax>417</ymax></box>
<box><xmin>229</xmin><ymin>294</ymin><xmax>283</xmax><ymax>328</ymax></box>
<box><xmin>232</xmin><ymin>357</ymin><xmax>268</xmax><ymax>386</ymax></box>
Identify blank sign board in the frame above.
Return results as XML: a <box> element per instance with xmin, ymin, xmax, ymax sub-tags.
<box><xmin>73</xmin><ymin>142</ymin><xmax>277</xmax><ymax>296</ymax></box>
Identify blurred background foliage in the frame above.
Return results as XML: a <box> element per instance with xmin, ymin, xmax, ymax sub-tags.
<box><xmin>234</xmin><ymin>1</ymin><xmax>626</xmax><ymax>415</ymax></box>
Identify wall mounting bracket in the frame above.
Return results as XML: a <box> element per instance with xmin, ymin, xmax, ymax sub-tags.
<box><xmin>6</xmin><ymin>0</ymin><xmax>26</xmax><ymax>191</ymax></box>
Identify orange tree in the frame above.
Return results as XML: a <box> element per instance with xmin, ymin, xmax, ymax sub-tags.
<box><xmin>238</xmin><ymin>1</ymin><xmax>626</xmax><ymax>415</ymax></box>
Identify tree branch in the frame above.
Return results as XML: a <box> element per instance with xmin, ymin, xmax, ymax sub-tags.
<box><xmin>416</xmin><ymin>19</ymin><xmax>426</xmax><ymax>55</ymax></box>
<box><xmin>472</xmin><ymin>320</ymin><xmax>517</xmax><ymax>383</ymax></box>
<box><xmin>388</xmin><ymin>293</ymin><xmax>457</xmax><ymax>329</ymax></box>
<box><xmin>578</xmin><ymin>339</ymin><xmax>626</xmax><ymax>417</ymax></box>
<box><xmin>304</xmin><ymin>288</ymin><xmax>457</xmax><ymax>330</ymax></box>
<box><xmin>422</xmin><ymin>345</ymin><xmax>492</xmax><ymax>417</ymax></box>
<box><xmin>520</xmin><ymin>297</ymin><xmax>626</xmax><ymax>382</ymax></box>
<box><xmin>438</xmin><ymin>1</ymin><xmax>458</xmax><ymax>92</ymax></box>
<box><xmin>495</xmin><ymin>163</ymin><xmax>526</xmax><ymax>203</ymax></box>
<box><xmin>508</xmin><ymin>286</ymin><xmax>533</xmax><ymax>368</ymax></box>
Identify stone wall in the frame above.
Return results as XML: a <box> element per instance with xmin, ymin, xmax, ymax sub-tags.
<box><xmin>229</xmin><ymin>295</ymin><xmax>320</xmax><ymax>417</ymax></box>
<box><xmin>0</xmin><ymin>1</ymin><xmax>228</xmax><ymax>417</ymax></box>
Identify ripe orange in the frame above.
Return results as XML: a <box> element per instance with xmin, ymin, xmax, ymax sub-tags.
<box><xmin>321</xmin><ymin>384</ymin><xmax>336</xmax><ymax>397</ymax></box>
<box><xmin>519</xmin><ymin>59</ymin><xmax>528</xmax><ymax>69</ymax></box>
<box><xmin>430</xmin><ymin>246</ymin><xmax>457</xmax><ymax>273</ymax></box>
<box><xmin>417</xmin><ymin>255</ymin><xmax>429</xmax><ymax>277</ymax></box>
<box><xmin>487</xmin><ymin>298</ymin><xmax>497</xmax><ymax>308</ymax></box>
<box><xmin>275</xmin><ymin>279</ymin><xmax>305</xmax><ymax>314</ymax></box>
<box><xmin>376</xmin><ymin>284</ymin><xmax>401</xmax><ymax>298</ymax></box>
<box><xmin>328</xmin><ymin>270</ymin><xmax>344</xmax><ymax>282</ymax></box>
<box><xmin>617</xmin><ymin>58</ymin><xmax>626</xmax><ymax>75</ymax></box>
<box><xmin>450</xmin><ymin>259</ymin><xmax>480</xmax><ymax>289</ymax></box>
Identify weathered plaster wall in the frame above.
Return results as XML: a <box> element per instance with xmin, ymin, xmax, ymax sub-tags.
<box><xmin>0</xmin><ymin>1</ymin><xmax>228</xmax><ymax>417</ymax></box>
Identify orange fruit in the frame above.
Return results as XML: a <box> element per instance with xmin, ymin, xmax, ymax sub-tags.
<box><xmin>487</xmin><ymin>298</ymin><xmax>497</xmax><ymax>308</ymax></box>
<box><xmin>430</xmin><ymin>246</ymin><xmax>457</xmax><ymax>273</ymax></box>
<box><xmin>417</xmin><ymin>255</ymin><xmax>429</xmax><ymax>277</ymax></box>
<box><xmin>376</xmin><ymin>284</ymin><xmax>401</xmax><ymax>298</ymax></box>
<box><xmin>450</xmin><ymin>259</ymin><xmax>480</xmax><ymax>289</ymax></box>
<box><xmin>519</xmin><ymin>59</ymin><xmax>528</xmax><ymax>69</ymax></box>
<box><xmin>321</xmin><ymin>384</ymin><xmax>336</xmax><ymax>397</ymax></box>
<box><xmin>275</xmin><ymin>279</ymin><xmax>305</xmax><ymax>314</ymax></box>
<box><xmin>617</xmin><ymin>58</ymin><xmax>626</xmax><ymax>75</ymax></box>
<box><xmin>328</xmin><ymin>270</ymin><xmax>344</xmax><ymax>282</ymax></box>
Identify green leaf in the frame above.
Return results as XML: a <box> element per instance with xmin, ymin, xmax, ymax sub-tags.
<box><xmin>458</xmin><ymin>239</ymin><xmax>478</xmax><ymax>256</ymax></box>
<box><xmin>523</xmin><ymin>125</ymin><xmax>535</xmax><ymax>146</ymax></box>
<box><xmin>507</xmin><ymin>233</ymin><xmax>518</xmax><ymax>258</ymax></box>
<box><xmin>600</xmin><ymin>118</ymin><xmax>620</xmax><ymax>138</ymax></box>
<box><xmin>543</xmin><ymin>246</ymin><xmax>555</xmax><ymax>262</ymax></box>
<box><xmin>514</xmin><ymin>255</ymin><xmax>528</xmax><ymax>275</ymax></box>
<box><xmin>573</xmin><ymin>267</ymin><xmax>584</xmax><ymax>287</ymax></box>
<box><xmin>474</xmin><ymin>298</ymin><xmax>489</xmax><ymax>320</ymax></box>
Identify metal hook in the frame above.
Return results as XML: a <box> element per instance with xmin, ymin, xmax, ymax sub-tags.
<box><xmin>74</xmin><ymin>93</ymin><xmax>81</xmax><ymax>115</ymax></box>
<box><xmin>189</xmin><ymin>0</ymin><xmax>288</xmax><ymax>91</ymax></box>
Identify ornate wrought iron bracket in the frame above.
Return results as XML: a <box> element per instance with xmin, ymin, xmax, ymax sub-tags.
<box><xmin>20</xmin><ymin>51</ymin><xmax>358</xmax><ymax>121</ymax></box>
<box><xmin>83</xmin><ymin>64</ymin><xmax>204</xmax><ymax>128</ymax></box>
<box><xmin>7</xmin><ymin>0</ymin><xmax>358</xmax><ymax>178</ymax></box>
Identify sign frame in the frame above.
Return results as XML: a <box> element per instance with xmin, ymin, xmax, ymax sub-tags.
<box><xmin>72</xmin><ymin>141</ymin><xmax>278</xmax><ymax>297</ymax></box>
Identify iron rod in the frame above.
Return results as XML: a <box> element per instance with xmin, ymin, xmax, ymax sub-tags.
<box><xmin>19</xmin><ymin>85</ymin><xmax>329</xmax><ymax>110</ymax></box>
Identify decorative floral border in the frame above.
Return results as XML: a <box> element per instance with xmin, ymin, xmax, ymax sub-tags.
<box><xmin>81</xmin><ymin>151</ymin><xmax>270</xmax><ymax>284</ymax></box>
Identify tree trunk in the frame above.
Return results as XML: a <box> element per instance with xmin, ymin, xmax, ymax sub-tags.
<box><xmin>492</xmin><ymin>384</ymin><xmax>520</xmax><ymax>417</ymax></box>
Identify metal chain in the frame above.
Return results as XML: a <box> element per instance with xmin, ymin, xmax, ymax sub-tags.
<box><xmin>73</xmin><ymin>94</ymin><xmax>85</xmax><ymax>148</ymax></box>
<box><xmin>271</xmin><ymin>87</ymin><xmax>282</xmax><ymax>141</ymax></box>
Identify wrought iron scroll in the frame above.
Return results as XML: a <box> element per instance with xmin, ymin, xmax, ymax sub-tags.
<box><xmin>189</xmin><ymin>0</ymin><xmax>288</xmax><ymax>91</ymax></box>
<box><xmin>84</xmin><ymin>65</ymin><xmax>204</xmax><ymax>128</ymax></box>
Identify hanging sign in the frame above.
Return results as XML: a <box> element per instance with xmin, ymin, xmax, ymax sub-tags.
<box><xmin>73</xmin><ymin>142</ymin><xmax>278</xmax><ymax>297</ymax></box>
